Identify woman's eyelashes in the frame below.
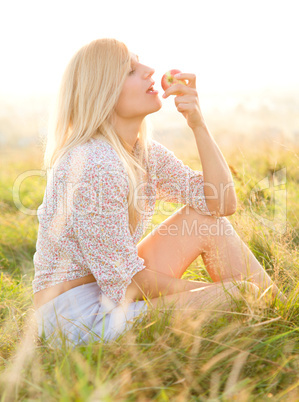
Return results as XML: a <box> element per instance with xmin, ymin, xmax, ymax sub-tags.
<box><xmin>129</xmin><ymin>59</ymin><xmax>141</xmax><ymax>75</ymax></box>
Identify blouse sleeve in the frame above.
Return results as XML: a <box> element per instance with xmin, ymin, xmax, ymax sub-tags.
<box><xmin>152</xmin><ymin>140</ymin><xmax>212</xmax><ymax>216</ymax></box>
<box><xmin>72</xmin><ymin>159</ymin><xmax>146</xmax><ymax>307</ymax></box>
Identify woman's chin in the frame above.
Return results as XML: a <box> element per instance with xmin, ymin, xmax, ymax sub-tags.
<box><xmin>142</xmin><ymin>98</ymin><xmax>162</xmax><ymax>116</ymax></box>
<box><xmin>146</xmin><ymin>105</ymin><xmax>162</xmax><ymax>116</ymax></box>
<box><xmin>151</xmin><ymin>99</ymin><xmax>163</xmax><ymax>112</ymax></box>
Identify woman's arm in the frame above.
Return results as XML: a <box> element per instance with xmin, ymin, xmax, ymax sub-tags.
<box><xmin>153</xmin><ymin>139</ymin><xmax>213</xmax><ymax>217</ymax></box>
<box><xmin>125</xmin><ymin>268</ymin><xmax>211</xmax><ymax>303</ymax></box>
<box><xmin>72</xmin><ymin>151</ymin><xmax>148</xmax><ymax>307</ymax></box>
<box><xmin>162</xmin><ymin>72</ymin><xmax>237</xmax><ymax>217</ymax></box>
<box><xmin>192</xmin><ymin>124</ymin><xmax>237</xmax><ymax>217</ymax></box>
<box><xmin>126</xmin><ymin>266</ymin><xmax>286</xmax><ymax>304</ymax></box>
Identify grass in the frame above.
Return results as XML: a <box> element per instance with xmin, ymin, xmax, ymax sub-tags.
<box><xmin>0</xmin><ymin>138</ymin><xmax>298</xmax><ymax>401</ymax></box>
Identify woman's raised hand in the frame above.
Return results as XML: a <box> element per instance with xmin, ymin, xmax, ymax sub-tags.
<box><xmin>162</xmin><ymin>73</ymin><xmax>206</xmax><ymax>130</ymax></box>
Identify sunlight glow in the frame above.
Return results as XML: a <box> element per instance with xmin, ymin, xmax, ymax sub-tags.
<box><xmin>1</xmin><ymin>0</ymin><xmax>298</xmax><ymax>100</ymax></box>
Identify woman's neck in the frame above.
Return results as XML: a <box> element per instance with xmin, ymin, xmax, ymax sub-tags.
<box><xmin>112</xmin><ymin>115</ymin><xmax>143</xmax><ymax>152</ymax></box>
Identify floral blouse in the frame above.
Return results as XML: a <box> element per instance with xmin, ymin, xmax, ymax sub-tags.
<box><xmin>32</xmin><ymin>136</ymin><xmax>212</xmax><ymax>306</ymax></box>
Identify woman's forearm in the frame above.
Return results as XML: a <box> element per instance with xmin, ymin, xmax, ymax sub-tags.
<box><xmin>193</xmin><ymin>124</ymin><xmax>237</xmax><ymax>217</ymax></box>
<box><xmin>125</xmin><ymin>268</ymin><xmax>208</xmax><ymax>303</ymax></box>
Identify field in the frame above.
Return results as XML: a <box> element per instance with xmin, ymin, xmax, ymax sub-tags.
<box><xmin>0</xmin><ymin>135</ymin><xmax>298</xmax><ymax>401</ymax></box>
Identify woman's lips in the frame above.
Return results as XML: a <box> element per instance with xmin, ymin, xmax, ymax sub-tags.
<box><xmin>146</xmin><ymin>81</ymin><xmax>158</xmax><ymax>94</ymax></box>
<box><xmin>146</xmin><ymin>88</ymin><xmax>159</xmax><ymax>94</ymax></box>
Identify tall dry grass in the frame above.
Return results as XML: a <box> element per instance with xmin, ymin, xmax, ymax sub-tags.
<box><xmin>0</xmin><ymin>135</ymin><xmax>298</xmax><ymax>401</ymax></box>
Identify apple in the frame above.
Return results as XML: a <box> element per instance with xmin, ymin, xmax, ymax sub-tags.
<box><xmin>161</xmin><ymin>69</ymin><xmax>187</xmax><ymax>91</ymax></box>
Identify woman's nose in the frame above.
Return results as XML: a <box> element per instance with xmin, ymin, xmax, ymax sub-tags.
<box><xmin>144</xmin><ymin>66</ymin><xmax>155</xmax><ymax>78</ymax></box>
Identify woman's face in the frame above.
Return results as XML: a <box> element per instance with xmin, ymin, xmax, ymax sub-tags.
<box><xmin>113</xmin><ymin>53</ymin><xmax>162</xmax><ymax>119</ymax></box>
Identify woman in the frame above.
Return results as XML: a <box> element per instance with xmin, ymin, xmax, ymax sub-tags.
<box><xmin>33</xmin><ymin>38</ymin><xmax>285</xmax><ymax>348</ymax></box>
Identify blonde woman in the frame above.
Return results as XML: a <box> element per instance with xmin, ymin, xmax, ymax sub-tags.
<box><xmin>33</xmin><ymin>38</ymin><xmax>285</xmax><ymax>348</ymax></box>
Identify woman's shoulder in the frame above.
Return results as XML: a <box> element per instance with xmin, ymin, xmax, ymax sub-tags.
<box><xmin>148</xmin><ymin>138</ymin><xmax>175</xmax><ymax>159</ymax></box>
<box><xmin>58</xmin><ymin>137</ymin><xmax>125</xmax><ymax>173</ymax></box>
<box><xmin>89</xmin><ymin>137</ymin><xmax>125</xmax><ymax>168</ymax></box>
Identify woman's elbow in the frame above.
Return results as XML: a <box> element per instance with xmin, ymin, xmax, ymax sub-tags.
<box><xmin>222</xmin><ymin>205</ymin><xmax>237</xmax><ymax>216</ymax></box>
<box><xmin>221</xmin><ymin>188</ymin><xmax>238</xmax><ymax>216</ymax></box>
<box><xmin>222</xmin><ymin>196</ymin><xmax>238</xmax><ymax>216</ymax></box>
<box><xmin>206</xmin><ymin>197</ymin><xmax>237</xmax><ymax>217</ymax></box>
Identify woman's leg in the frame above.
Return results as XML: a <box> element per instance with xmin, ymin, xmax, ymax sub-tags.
<box><xmin>137</xmin><ymin>205</ymin><xmax>284</xmax><ymax>301</ymax></box>
<box><xmin>148</xmin><ymin>279</ymin><xmax>260</xmax><ymax>312</ymax></box>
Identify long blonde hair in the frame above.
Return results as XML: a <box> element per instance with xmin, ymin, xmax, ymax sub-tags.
<box><xmin>42</xmin><ymin>38</ymin><xmax>153</xmax><ymax>235</ymax></box>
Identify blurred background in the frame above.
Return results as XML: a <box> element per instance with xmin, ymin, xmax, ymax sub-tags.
<box><xmin>0</xmin><ymin>0</ymin><xmax>298</xmax><ymax>157</ymax></box>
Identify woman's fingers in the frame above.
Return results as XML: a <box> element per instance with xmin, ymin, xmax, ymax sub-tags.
<box><xmin>176</xmin><ymin>103</ymin><xmax>198</xmax><ymax>113</ymax></box>
<box><xmin>161</xmin><ymin>72</ymin><xmax>205</xmax><ymax>129</ymax></box>
<box><xmin>162</xmin><ymin>72</ymin><xmax>197</xmax><ymax>98</ymax></box>
<box><xmin>174</xmin><ymin>94</ymin><xmax>197</xmax><ymax>107</ymax></box>
<box><xmin>175</xmin><ymin>72</ymin><xmax>196</xmax><ymax>88</ymax></box>
<box><xmin>162</xmin><ymin>84</ymin><xmax>197</xmax><ymax>99</ymax></box>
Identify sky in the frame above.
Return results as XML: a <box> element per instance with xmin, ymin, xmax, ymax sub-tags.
<box><xmin>1</xmin><ymin>0</ymin><xmax>299</xmax><ymax>101</ymax></box>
